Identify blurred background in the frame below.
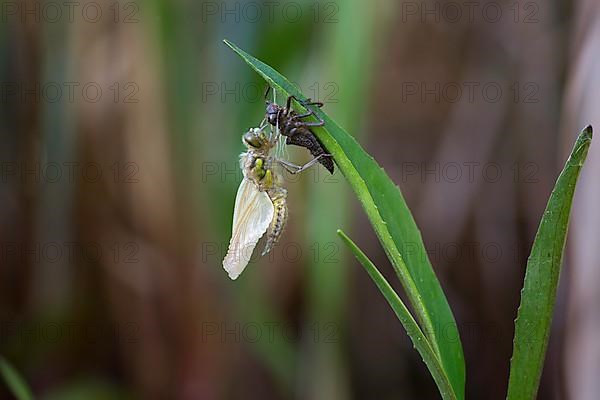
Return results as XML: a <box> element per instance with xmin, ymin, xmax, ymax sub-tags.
<box><xmin>1</xmin><ymin>0</ymin><xmax>599</xmax><ymax>399</ymax></box>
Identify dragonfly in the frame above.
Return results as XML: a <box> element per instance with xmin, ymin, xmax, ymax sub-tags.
<box><xmin>222</xmin><ymin>122</ymin><xmax>327</xmax><ymax>280</ymax></box>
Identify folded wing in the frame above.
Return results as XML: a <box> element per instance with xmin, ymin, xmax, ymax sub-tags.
<box><xmin>223</xmin><ymin>179</ymin><xmax>275</xmax><ymax>279</ymax></box>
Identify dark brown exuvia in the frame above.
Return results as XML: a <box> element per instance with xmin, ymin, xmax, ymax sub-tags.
<box><xmin>265</xmin><ymin>93</ymin><xmax>335</xmax><ymax>174</ymax></box>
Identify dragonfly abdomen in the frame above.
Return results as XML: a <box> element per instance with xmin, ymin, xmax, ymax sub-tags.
<box><xmin>263</xmin><ymin>188</ymin><xmax>287</xmax><ymax>256</ymax></box>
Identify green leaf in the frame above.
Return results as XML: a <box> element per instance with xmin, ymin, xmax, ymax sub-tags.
<box><xmin>0</xmin><ymin>357</ymin><xmax>34</xmax><ymax>400</ymax></box>
<box><xmin>506</xmin><ymin>126</ymin><xmax>593</xmax><ymax>400</ymax></box>
<box><xmin>224</xmin><ymin>39</ymin><xmax>465</xmax><ymax>399</ymax></box>
<box><xmin>338</xmin><ymin>230</ymin><xmax>457</xmax><ymax>400</ymax></box>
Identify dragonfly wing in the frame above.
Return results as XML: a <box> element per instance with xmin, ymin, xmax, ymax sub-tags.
<box><xmin>223</xmin><ymin>179</ymin><xmax>274</xmax><ymax>280</ymax></box>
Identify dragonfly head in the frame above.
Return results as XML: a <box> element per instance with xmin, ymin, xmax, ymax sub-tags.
<box><xmin>243</xmin><ymin>127</ymin><xmax>268</xmax><ymax>149</ymax></box>
<box><xmin>265</xmin><ymin>101</ymin><xmax>280</xmax><ymax>125</ymax></box>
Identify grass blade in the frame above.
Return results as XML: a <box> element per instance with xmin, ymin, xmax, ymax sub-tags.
<box><xmin>337</xmin><ymin>230</ymin><xmax>456</xmax><ymax>400</ymax></box>
<box><xmin>506</xmin><ymin>126</ymin><xmax>593</xmax><ymax>400</ymax></box>
<box><xmin>0</xmin><ymin>357</ymin><xmax>33</xmax><ymax>400</ymax></box>
<box><xmin>223</xmin><ymin>39</ymin><xmax>465</xmax><ymax>398</ymax></box>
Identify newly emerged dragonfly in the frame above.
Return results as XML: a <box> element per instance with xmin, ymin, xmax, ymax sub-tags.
<box><xmin>222</xmin><ymin>122</ymin><xmax>328</xmax><ymax>280</ymax></box>
<box><xmin>264</xmin><ymin>88</ymin><xmax>334</xmax><ymax>174</ymax></box>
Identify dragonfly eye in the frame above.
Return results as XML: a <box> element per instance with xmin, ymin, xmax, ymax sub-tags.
<box><xmin>243</xmin><ymin>129</ymin><xmax>262</xmax><ymax>148</ymax></box>
<box><xmin>266</xmin><ymin>109</ymin><xmax>278</xmax><ymax>124</ymax></box>
<box><xmin>266</xmin><ymin>102</ymin><xmax>279</xmax><ymax>114</ymax></box>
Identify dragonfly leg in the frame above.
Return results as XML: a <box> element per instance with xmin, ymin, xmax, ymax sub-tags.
<box><xmin>277</xmin><ymin>154</ymin><xmax>332</xmax><ymax>175</ymax></box>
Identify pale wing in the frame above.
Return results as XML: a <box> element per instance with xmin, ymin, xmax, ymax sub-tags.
<box><xmin>223</xmin><ymin>179</ymin><xmax>274</xmax><ymax>280</ymax></box>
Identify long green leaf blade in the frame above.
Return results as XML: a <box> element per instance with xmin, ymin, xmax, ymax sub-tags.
<box><xmin>338</xmin><ymin>229</ymin><xmax>456</xmax><ymax>400</ymax></box>
<box><xmin>0</xmin><ymin>357</ymin><xmax>33</xmax><ymax>400</ymax></box>
<box><xmin>506</xmin><ymin>126</ymin><xmax>593</xmax><ymax>400</ymax></box>
<box><xmin>224</xmin><ymin>39</ymin><xmax>465</xmax><ymax>398</ymax></box>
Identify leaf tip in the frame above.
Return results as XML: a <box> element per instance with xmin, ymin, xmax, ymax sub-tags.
<box><xmin>222</xmin><ymin>39</ymin><xmax>243</xmax><ymax>56</ymax></box>
<box><xmin>582</xmin><ymin>125</ymin><xmax>593</xmax><ymax>140</ymax></box>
